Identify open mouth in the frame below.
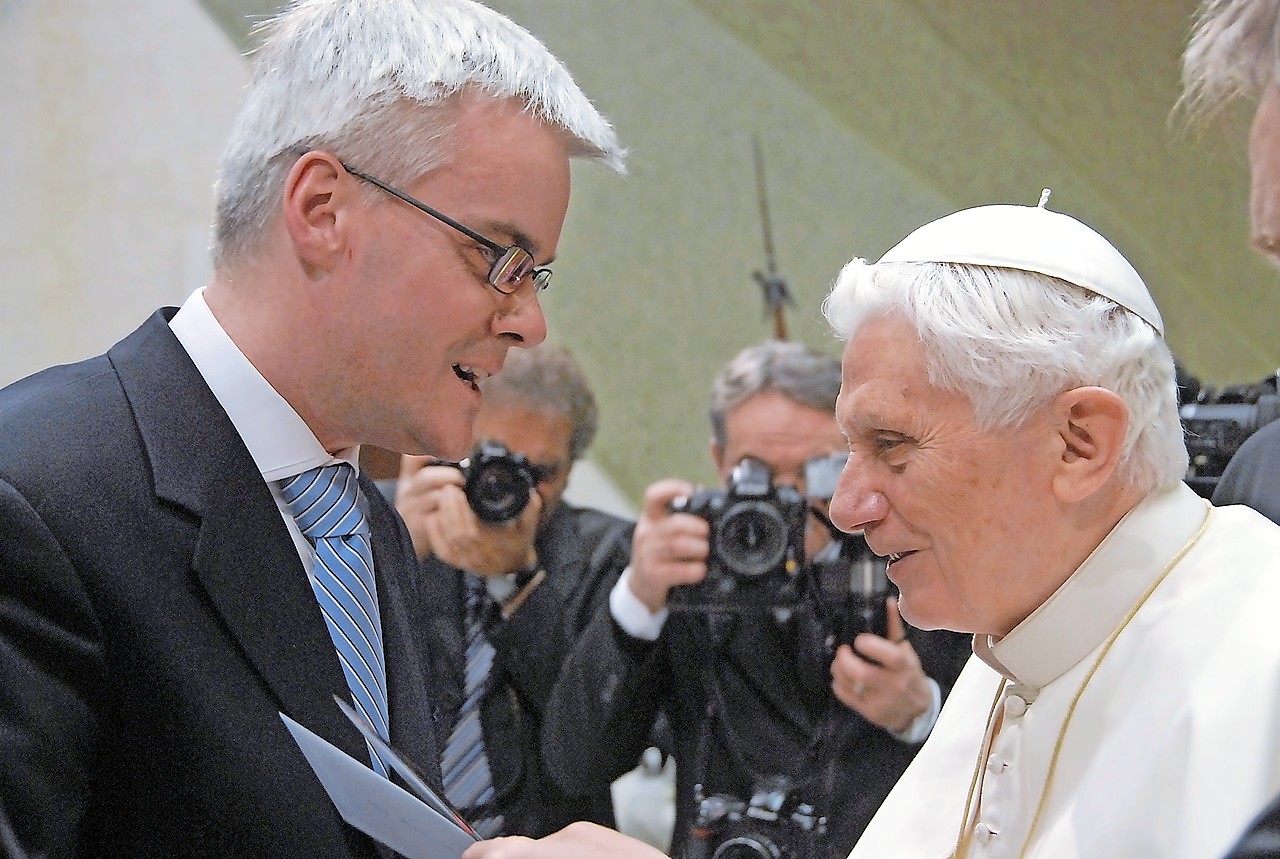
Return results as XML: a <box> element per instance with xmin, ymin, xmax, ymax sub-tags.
<box><xmin>887</xmin><ymin>550</ymin><xmax>917</xmax><ymax>565</ymax></box>
<box><xmin>452</xmin><ymin>363</ymin><xmax>489</xmax><ymax>391</ymax></box>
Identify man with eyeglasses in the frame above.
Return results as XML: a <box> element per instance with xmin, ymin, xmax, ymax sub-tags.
<box><xmin>0</xmin><ymin>1</ymin><xmax>622</xmax><ymax>857</ymax></box>
<box><xmin>392</xmin><ymin>343</ymin><xmax>634</xmax><ymax>839</ymax></box>
<box><xmin>536</xmin><ymin>341</ymin><xmax>972</xmax><ymax>859</ymax></box>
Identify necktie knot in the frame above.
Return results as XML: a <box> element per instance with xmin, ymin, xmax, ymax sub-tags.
<box><xmin>280</xmin><ymin>464</ymin><xmax>368</xmax><ymax>540</ymax></box>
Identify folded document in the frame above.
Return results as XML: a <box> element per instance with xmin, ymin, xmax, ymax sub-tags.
<box><xmin>280</xmin><ymin>710</ymin><xmax>478</xmax><ymax>859</ymax></box>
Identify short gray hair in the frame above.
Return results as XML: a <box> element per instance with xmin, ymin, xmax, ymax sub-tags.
<box><xmin>480</xmin><ymin>344</ymin><xmax>598</xmax><ymax>461</ymax></box>
<box><xmin>709</xmin><ymin>341</ymin><xmax>842</xmax><ymax>450</ymax></box>
<box><xmin>212</xmin><ymin>0</ymin><xmax>625</xmax><ymax>270</ymax></box>
<box><xmin>1181</xmin><ymin>0</ymin><xmax>1280</xmax><ymax>119</ymax></box>
<box><xmin>822</xmin><ymin>260</ymin><xmax>1188</xmax><ymax>494</ymax></box>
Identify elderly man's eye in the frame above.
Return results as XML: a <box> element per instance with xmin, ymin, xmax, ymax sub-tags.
<box><xmin>875</xmin><ymin>435</ymin><xmax>906</xmax><ymax>452</ymax></box>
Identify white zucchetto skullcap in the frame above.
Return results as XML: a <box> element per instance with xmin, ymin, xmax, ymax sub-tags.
<box><xmin>877</xmin><ymin>190</ymin><xmax>1164</xmax><ymax>336</ymax></box>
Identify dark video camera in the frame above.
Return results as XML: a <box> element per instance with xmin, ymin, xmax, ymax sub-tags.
<box><xmin>1179</xmin><ymin>372</ymin><xmax>1280</xmax><ymax>499</ymax></box>
<box><xmin>669</xmin><ymin>458</ymin><xmax>808</xmax><ymax>612</ymax></box>
<box><xmin>458</xmin><ymin>440</ymin><xmax>537</xmax><ymax>524</ymax></box>
<box><xmin>687</xmin><ymin>776</ymin><xmax>826</xmax><ymax>859</ymax></box>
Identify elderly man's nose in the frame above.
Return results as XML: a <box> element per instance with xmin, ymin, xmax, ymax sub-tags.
<box><xmin>831</xmin><ymin>487</ymin><xmax>888</xmax><ymax>532</ymax></box>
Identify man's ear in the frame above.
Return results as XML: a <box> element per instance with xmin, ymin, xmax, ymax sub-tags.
<box><xmin>281</xmin><ymin>152</ymin><xmax>353</xmax><ymax>277</ymax></box>
<box><xmin>1051</xmin><ymin>386</ymin><xmax>1130</xmax><ymax>503</ymax></box>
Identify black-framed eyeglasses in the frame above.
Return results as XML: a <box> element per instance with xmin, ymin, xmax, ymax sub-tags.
<box><xmin>340</xmin><ymin>161</ymin><xmax>551</xmax><ymax>295</ymax></box>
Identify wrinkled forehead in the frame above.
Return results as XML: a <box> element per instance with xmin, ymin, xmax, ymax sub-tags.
<box><xmin>836</xmin><ymin>316</ymin><xmax>940</xmax><ymax>421</ymax></box>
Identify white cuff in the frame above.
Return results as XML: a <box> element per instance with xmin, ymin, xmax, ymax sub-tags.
<box><xmin>609</xmin><ymin>567</ymin><xmax>668</xmax><ymax>641</ymax></box>
<box><xmin>889</xmin><ymin>677</ymin><xmax>941</xmax><ymax>744</ymax></box>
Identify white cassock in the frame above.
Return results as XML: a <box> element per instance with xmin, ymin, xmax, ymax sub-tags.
<box><xmin>849</xmin><ymin>482</ymin><xmax>1280</xmax><ymax>859</ymax></box>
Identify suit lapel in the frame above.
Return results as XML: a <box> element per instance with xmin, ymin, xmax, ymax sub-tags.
<box><xmin>109</xmin><ymin>311</ymin><xmax>368</xmax><ymax>762</ymax></box>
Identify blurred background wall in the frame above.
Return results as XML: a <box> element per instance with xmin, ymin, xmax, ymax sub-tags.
<box><xmin>2</xmin><ymin>0</ymin><xmax>1268</xmax><ymax>510</ymax></box>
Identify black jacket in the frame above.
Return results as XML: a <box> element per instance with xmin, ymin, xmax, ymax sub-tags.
<box><xmin>0</xmin><ymin>311</ymin><xmax>440</xmax><ymax>859</ymax></box>
<box><xmin>543</xmin><ymin>574</ymin><xmax>972</xmax><ymax>859</ymax></box>
<box><xmin>419</xmin><ymin>501</ymin><xmax>634</xmax><ymax>838</ymax></box>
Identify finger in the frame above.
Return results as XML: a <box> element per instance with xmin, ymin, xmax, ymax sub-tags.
<box><xmin>852</xmin><ymin>632</ymin><xmax>902</xmax><ymax>668</ymax></box>
<box><xmin>886</xmin><ymin>595</ymin><xmax>907</xmax><ymax>643</ymax></box>
<box><xmin>640</xmin><ymin>478</ymin><xmax>696</xmax><ymax>520</ymax></box>
<box><xmin>398</xmin><ymin>453</ymin><xmax>436</xmax><ymax>480</ymax></box>
<box><xmin>658</xmin><ymin>532</ymin><xmax>710</xmax><ymax>564</ymax></box>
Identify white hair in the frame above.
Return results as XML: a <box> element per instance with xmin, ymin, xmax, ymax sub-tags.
<box><xmin>822</xmin><ymin>259</ymin><xmax>1189</xmax><ymax>494</ymax></box>
<box><xmin>1181</xmin><ymin>0</ymin><xmax>1280</xmax><ymax>120</ymax></box>
<box><xmin>212</xmin><ymin>0</ymin><xmax>625</xmax><ymax>269</ymax></box>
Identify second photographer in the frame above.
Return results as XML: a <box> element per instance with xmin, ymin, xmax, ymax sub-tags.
<box><xmin>542</xmin><ymin>342</ymin><xmax>972</xmax><ymax>859</ymax></box>
<box><xmin>394</xmin><ymin>344</ymin><xmax>634</xmax><ymax>838</ymax></box>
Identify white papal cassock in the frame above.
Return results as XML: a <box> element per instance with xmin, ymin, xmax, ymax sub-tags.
<box><xmin>849</xmin><ymin>482</ymin><xmax>1280</xmax><ymax>859</ymax></box>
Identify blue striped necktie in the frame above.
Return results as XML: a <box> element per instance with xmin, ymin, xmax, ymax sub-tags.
<box><xmin>442</xmin><ymin>578</ymin><xmax>504</xmax><ymax>836</ymax></box>
<box><xmin>280</xmin><ymin>463</ymin><xmax>389</xmax><ymax>777</ymax></box>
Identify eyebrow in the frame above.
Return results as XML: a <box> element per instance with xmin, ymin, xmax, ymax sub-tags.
<box><xmin>484</xmin><ymin>220</ymin><xmax>554</xmax><ymax>266</ymax></box>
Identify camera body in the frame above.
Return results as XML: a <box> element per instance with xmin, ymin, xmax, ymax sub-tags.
<box><xmin>669</xmin><ymin>458</ymin><xmax>808</xmax><ymax>612</ymax></box>
<box><xmin>459</xmin><ymin>440</ymin><xmax>538</xmax><ymax>524</ymax></box>
<box><xmin>810</xmin><ymin>531</ymin><xmax>890</xmax><ymax>645</ymax></box>
<box><xmin>686</xmin><ymin>776</ymin><xmax>826</xmax><ymax>859</ymax></box>
<box><xmin>1179</xmin><ymin>374</ymin><xmax>1280</xmax><ymax>498</ymax></box>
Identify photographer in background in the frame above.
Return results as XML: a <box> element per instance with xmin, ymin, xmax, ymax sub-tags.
<box><xmin>394</xmin><ymin>344</ymin><xmax>634</xmax><ymax>837</ymax></box>
<box><xmin>539</xmin><ymin>341</ymin><xmax>971</xmax><ymax>859</ymax></box>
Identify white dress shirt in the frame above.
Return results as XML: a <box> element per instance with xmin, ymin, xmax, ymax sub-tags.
<box><xmin>168</xmin><ymin>288</ymin><xmax>359</xmax><ymax>570</ymax></box>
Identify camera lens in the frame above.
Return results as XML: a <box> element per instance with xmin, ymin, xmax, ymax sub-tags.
<box><xmin>714</xmin><ymin>501</ymin><xmax>789</xmax><ymax>579</ymax></box>
<box><xmin>712</xmin><ymin>835</ymin><xmax>785</xmax><ymax>859</ymax></box>
<box><xmin>465</xmin><ymin>456</ymin><xmax>534</xmax><ymax>523</ymax></box>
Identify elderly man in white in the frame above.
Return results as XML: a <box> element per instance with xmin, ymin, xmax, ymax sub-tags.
<box><xmin>830</xmin><ymin>197</ymin><xmax>1280</xmax><ymax>859</ymax></box>
<box><xmin>463</xmin><ymin>197</ymin><xmax>1280</xmax><ymax>859</ymax></box>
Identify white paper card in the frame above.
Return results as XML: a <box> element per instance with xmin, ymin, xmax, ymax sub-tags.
<box><xmin>280</xmin><ymin>712</ymin><xmax>475</xmax><ymax>859</ymax></box>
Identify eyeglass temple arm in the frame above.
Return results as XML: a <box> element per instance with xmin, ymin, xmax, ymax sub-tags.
<box><xmin>339</xmin><ymin>162</ymin><xmax>505</xmax><ymax>254</ymax></box>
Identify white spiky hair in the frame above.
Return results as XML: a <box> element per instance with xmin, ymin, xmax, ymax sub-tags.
<box><xmin>213</xmin><ymin>0</ymin><xmax>624</xmax><ymax>267</ymax></box>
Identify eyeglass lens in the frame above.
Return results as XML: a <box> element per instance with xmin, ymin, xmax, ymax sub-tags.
<box><xmin>489</xmin><ymin>246</ymin><xmax>551</xmax><ymax>294</ymax></box>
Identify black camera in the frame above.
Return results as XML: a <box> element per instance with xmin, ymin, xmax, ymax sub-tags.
<box><xmin>810</xmin><ymin>531</ymin><xmax>889</xmax><ymax>645</ymax></box>
<box><xmin>1179</xmin><ymin>372</ymin><xmax>1280</xmax><ymax>498</ymax></box>
<box><xmin>687</xmin><ymin>776</ymin><xmax>826</xmax><ymax>859</ymax></box>
<box><xmin>458</xmin><ymin>440</ymin><xmax>537</xmax><ymax>524</ymax></box>
<box><xmin>668</xmin><ymin>458</ymin><xmax>808</xmax><ymax>612</ymax></box>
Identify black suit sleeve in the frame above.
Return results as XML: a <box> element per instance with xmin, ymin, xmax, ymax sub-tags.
<box><xmin>0</xmin><ymin>479</ymin><xmax>104</xmax><ymax>859</ymax></box>
<box><xmin>540</xmin><ymin>599</ymin><xmax>667</xmax><ymax>797</ymax></box>
<box><xmin>489</xmin><ymin>509</ymin><xmax>633</xmax><ymax>714</ymax></box>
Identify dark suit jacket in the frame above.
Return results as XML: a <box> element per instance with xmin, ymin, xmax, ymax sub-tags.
<box><xmin>1213</xmin><ymin>420</ymin><xmax>1280</xmax><ymax>526</ymax></box>
<box><xmin>543</xmin><ymin>586</ymin><xmax>972</xmax><ymax>859</ymax></box>
<box><xmin>419</xmin><ymin>502</ymin><xmax>633</xmax><ymax>838</ymax></box>
<box><xmin>0</xmin><ymin>311</ymin><xmax>441</xmax><ymax>859</ymax></box>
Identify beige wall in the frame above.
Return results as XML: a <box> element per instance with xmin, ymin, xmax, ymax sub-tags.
<box><xmin>0</xmin><ymin>0</ymin><xmax>244</xmax><ymax>384</ymax></box>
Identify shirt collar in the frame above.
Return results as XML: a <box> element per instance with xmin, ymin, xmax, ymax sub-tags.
<box><xmin>975</xmin><ymin>482</ymin><xmax>1210</xmax><ymax>689</ymax></box>
<box><xmin>168</xmin><ymin>288</ymin><xmax>358</xmax><ymax>482</ymax></box>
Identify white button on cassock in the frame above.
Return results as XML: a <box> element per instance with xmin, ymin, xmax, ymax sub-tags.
<box><xmin>1004</xmin><ymin>694</ymin><xmax>1028</xmax><ymax>718</ymax></box>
